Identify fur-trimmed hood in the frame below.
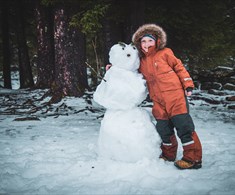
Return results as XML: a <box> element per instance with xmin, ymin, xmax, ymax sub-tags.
<box><xmin>132</xmin><ymin>24</ymin><xmax>167</xmax><ymax>55</ymax></box>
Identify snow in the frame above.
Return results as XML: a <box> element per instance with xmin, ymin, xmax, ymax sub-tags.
<box><xmin>98</xmin><ymin>108</ymin><xmax>160</xmax><ymax>162</ymax></box>
<box><xmin>0</xmin><ymin>71</ymin><xmax>20</xmax><ymax>90</ymax></box>
<box><xmin>1</xmin><ymin>63</ymin><xmax>235</xmax><ymax>194</ymax></box>
<box><xmin>108</xmin><ymin>43</ymin><xmax>140</xmax><ymax>72</ymax></box>
<box><xmin>1</xmin><ymin>91</ymin><xmax>235</xmax><ymax>194</ymax></box>
<box><xmin>93</xmin><ymin>66</ymin><xmax>147</xmax><ymax>110</ymax></box>
<box><xmin>0</xmin><ymin>86</ymin><xmax>235</xmax><ymax>194</ymax></box>
<box><xmin>93</xmin><ymin>43</ymin><xmax>147</xmax><ymax>110</ymax></box>
<box><xmin>215</xmin><ymin>66</ymin><xmax>234</xmax><ymax>71</ymax></box>
<box><xmin>93</xmin><ymin>43</ymin><xmax>161</xmax><ymax>163</ymax></box>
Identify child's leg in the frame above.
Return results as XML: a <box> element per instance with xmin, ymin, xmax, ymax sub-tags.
<box><xmin>182</xmin><ymin>131</ymin><xmax>202</xmax><ymax>163</ymax></box>
<box><xmin>171</xmin><ymin>113</ymin><xmax>202</xmax><ymax>169</ymax></box>
<box><xmin>171</xmin><ymin>113</ymin><xmax>195</xmax><ymax>145</ymax></box>
<box><xmin>156</xmin><ymin>119</ymin><xmax>178</xmax><ymax>161</ymax></box>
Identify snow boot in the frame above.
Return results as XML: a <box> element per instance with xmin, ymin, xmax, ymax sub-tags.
<box><xmin>174</xmin><ymin>159</ymin><xmax>202</xmax><ymax>169</ymax></box>
<box><xmin>159</xmin><ymin>134</ymin><xmax>178</xmax><ymax>161</ymax></box>
<box><xmin>175</xmin><ymin>131</ymin><xmax>202</xmax><ymax>169</ymax></box>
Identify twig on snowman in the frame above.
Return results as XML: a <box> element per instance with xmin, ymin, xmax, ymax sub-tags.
<box><xmin>85</xmin><ymin>62</ymin><xmax>107</xmax><ymax>82</ymax></box>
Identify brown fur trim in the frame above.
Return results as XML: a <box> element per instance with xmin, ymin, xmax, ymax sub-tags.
<box><xmin>132</xmin><ymin>24</ymin><xmax>167</xmax><ymax>56</ymax></box>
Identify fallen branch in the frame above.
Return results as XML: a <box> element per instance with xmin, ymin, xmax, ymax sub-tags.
<box><xmin>14</xmin><ymin>116</ymin><xmax>41</xmax><ymax>121</ymax></box>
<box><xmin>85</xmin><ymin>62</ymin><xmax>106</xmax><ymax>82</ymax></box>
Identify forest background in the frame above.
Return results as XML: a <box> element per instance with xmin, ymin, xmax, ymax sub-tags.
<box><xmin>0</xmin><ymin>0</ymin><xmax>234</xmax><ymax>103</ymax></box>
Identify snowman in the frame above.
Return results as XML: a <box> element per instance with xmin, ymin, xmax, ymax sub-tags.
<box><xmin>93</xmin><ymin>42</ymin><xmax>161</xmax><ymax>162</ymax></box>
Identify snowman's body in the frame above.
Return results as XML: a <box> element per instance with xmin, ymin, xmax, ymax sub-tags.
<box><xmin>93</xmin><ymin>43</ymin><xmax>160</xmax><ymax>162</ymax></box>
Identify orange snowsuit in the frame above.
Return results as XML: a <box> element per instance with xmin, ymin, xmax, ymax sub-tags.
<box><xmin>139</xmin><ymin>47</ymin><xmax>202</xmax><ymax>163</ymax></box>
<box><xmin>139</xmin><ymin>47</ymin><xmax>194</xmax><ymax>120</ymax></box>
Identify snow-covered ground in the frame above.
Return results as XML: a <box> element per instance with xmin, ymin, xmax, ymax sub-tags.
<box><xmin>0</xmin><ymin>73</ymin><xmax>235</xmax><ymax>194</ymax></box>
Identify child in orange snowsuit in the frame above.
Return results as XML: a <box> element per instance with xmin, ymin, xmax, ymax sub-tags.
<box><xmin>132</xmin><ymin>24</ymin><xmax>202</xmax><ymax>169</ymax></box>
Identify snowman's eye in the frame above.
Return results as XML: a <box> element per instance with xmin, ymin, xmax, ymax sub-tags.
<box><xmin>133</xmin><ymin>47</ymin><xmax>136</xmax><ymax>50</ymax></box>
<box><xmin>122</xmin><ymin>47</ymin><xmax>125</xmax><ymax>50</ymax></box>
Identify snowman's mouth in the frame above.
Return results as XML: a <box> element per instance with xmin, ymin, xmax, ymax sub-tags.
<box><xmin>127</xmin><ymin>54</ymin><xmax>131</xmax><ymax>57</ymax></box>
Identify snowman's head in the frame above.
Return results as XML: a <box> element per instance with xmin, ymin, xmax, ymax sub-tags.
<box><xmin>109</xmin><ymin>42</ymin><xmax>140</xmax><ymax>71</ymax></box>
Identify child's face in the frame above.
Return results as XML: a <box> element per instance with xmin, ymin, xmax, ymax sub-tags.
<box><xmin>140</xmin><ymin>37</ymin><xmax>156</xmax><ymax>53</ymax></box>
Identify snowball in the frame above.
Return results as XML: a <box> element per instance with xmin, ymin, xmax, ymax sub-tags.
<box><xmin>98</xmin><ymin>108</ymin><xmax>161</xmax><ymax>162</ymax></box>
<box><xmin>109</xmin><ymin>43</ymin><xmax>140</xmax><ymax>71</ymax></box>
<box><xmin>93</xmin><ymin>66</ymin><xmax>147</xmax><ymax>110</ymax></box>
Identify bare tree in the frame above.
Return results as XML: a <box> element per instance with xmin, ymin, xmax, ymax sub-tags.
<box><xmin>15</xmin><ymin>0</ymin><xmax>34</xmax><ymax>88</ymax></box>
<box><xmin>51</xmin><ymin>4</ymin><xmax>87</xmax><ymax>103</ymax></box>
<box><xmin>1</xmin><ymin>0</ymin><xmax>12</xmax><ymax>89</ymax></box>
<box><xmin>35</xmin><ymin>0</ymin><xmax>55</xmax><ymax>88</ymax></box>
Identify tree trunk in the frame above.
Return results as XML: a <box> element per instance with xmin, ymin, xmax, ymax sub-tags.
<box><xmin>15</xmin><ymin>0</ymin><xmax>34</xmax><ymax>89</ymax></box>
<box><xmin>35</xmin><ymin>0</ymin><xmax>55</xmax><ymax>89</ymax></box>
<box><xmin>51</xmin><ymin>5</ymin><xmax>87</xmax><ymax>103</ymax></box>
<box><xmin>1</xmin><ymin>0</ymin><xmax>12</xmax><ymax>89</ymax></box>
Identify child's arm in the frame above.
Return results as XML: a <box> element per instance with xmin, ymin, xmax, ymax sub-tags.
<box><xmin>165</xmin><ymin>48</ymin><xmax>194</xmax><ymax>91</ymax></box>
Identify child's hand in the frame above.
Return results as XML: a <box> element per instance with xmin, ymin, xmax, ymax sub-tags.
<box><xmin>185</xmin><ymin>87</ymin><xmax>193</xmax><ymax>96</ymax></box>
<box><xmin>185</xmin><ymin>90</ymin><xmax>192</xmax><ymax>96</ymax></box>
<box><xmin>106</xmin><ymin>64</ymin><xmax>112</xmax><ymax>71</ymax></box>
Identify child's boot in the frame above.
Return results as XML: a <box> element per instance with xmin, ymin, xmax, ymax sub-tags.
<box><xmin>174</xmin><ymin>131</ymin><xmax>202</xmax><ymax>169</ymax></box>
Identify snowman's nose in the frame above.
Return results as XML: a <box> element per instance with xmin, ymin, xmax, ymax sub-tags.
<box><xmin>127</xmin><ymin>54</ymin><xmax>131</xmax><ymax>57</ymax></box>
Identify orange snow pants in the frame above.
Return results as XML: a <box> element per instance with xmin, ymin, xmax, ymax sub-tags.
<box><xmin>154</xmin><ymin>90</ymin><xmax>202</xmax><ymax>163</ymax></box>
